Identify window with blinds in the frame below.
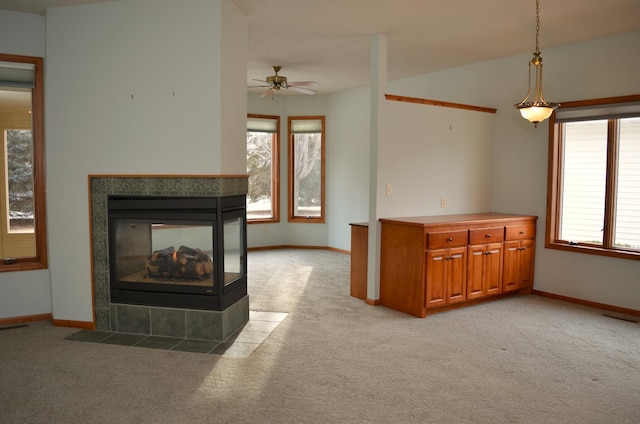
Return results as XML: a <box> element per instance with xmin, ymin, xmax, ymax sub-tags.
<box><xmin>0</xmin><ymin>54</ymin><xmax>47</xmax><ymax>271</ymax></box>
<box><xmin>547</xmin><ymin>95</ymin><xmax>640</xmax><ymax>260</ymax></box>
<box><xmin>287</xmin><ymin>116</ymin><xmax>325</xmax><ymax>223</ymax></box>
<box><xmin>246</xmin><ymin>114</ymin><xmax>280</xmax><ymax>222</ymax></box>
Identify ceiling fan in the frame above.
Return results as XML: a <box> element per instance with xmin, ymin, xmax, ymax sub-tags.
<box><xmin>249</xmin><ymin>66</ymin><xmax>318</xmax><ymax>97</ymax></box>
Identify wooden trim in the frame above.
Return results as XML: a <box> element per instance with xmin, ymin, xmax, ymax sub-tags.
<box><xmin>385</xmin><ymin>94</ymin><xmax>497</xmax><ymax>114</ymax></box>
<box><xmin>0</xmin><ymin>313</ymin><xmax>51</xmax><ymax>326</ymax></box>
<box><xmin>365</xmin><ymin>298</ymin><xmax>381</xmax><ymax>306</ymax></box>
<box><xmin>248</xmin><ymin>245</ymin><xmax>349</xmax><ymax>255</ymax></box>
<box><xmin>87</xmin><ymin>179</ymin><xmax>97</xmax><ymax>327</ymax></box>
<box><xmin>533</xmin><ymin>290</ymin><xmax>640</xmax><ymax>318</ymax></box>
<box><xmin>52</xmin><ymin>319</ymin><xmax>95</xmax><ymax>330</ymax></box>
<box><xmin>556</xmin><ymin>94</ymin><xmax>640</xmax><ymax>109</ymax></box>
<box><xmin>327</xmin><ymin>246</ymin><xmax>349</xmax><ymax>255</ymax></box>
<box><xmin>88</xmin><ymin>173</ymin><xmax>249</xmax><ymax>178</ymax></box>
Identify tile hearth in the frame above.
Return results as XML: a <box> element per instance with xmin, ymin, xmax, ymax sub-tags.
<box><xmin>66</xmin><ymin>311</ymin><xmax>287</xmax><ymax>358</ymax></box>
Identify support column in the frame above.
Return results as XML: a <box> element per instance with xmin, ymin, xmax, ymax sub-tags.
<box><xmin>366</xmin><ymin>34</ymin><xmax>387</xmax><ymax>304</ymax></box>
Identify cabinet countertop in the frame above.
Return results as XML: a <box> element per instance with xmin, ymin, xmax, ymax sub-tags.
<box><xmin>379</xmin><ymin>212</ymin><xmax>538</xmax><ymax>227</ymax></box>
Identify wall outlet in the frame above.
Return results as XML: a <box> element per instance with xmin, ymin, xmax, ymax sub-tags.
<box><xmin>386</xmin><ymin>183</ymin><xmax>393</xmax><ymax>196</ymax></box>
<box><xmin>441</xmin><ymin>196</ymin><xmax>447</xmax><ymax>208</ymax></box>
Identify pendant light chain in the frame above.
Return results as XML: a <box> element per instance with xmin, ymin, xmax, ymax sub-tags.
<box><xmin>535</xmin><ymin>0</ymin><xmax>540</xmax><ymax>54</ymax></box>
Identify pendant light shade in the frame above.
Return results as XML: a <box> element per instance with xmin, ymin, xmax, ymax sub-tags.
<box><xmin>514</xmin><ymin>0</ymin><xmax>558</xmax><ymax>127</ymax></box>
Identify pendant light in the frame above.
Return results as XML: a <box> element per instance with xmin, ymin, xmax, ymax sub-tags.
<box><xmin>514</xmin><ymin>0</ymin><xmax>559</xmax><ymax>127</ymax></box>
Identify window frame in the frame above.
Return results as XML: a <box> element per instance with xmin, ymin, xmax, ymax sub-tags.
<box><xmin>246</xmin><ymin>114</ymin><xmax>280</xmax><ymax>224</ymax></box>
<box><xmin>546</xmin><ymin>94</ymin><xmax>640</xmax><ymax>261</ymax></box>
<box><xmin>0</xmin><ymin>53</ymin><xmax>47</xmax><ymax>271</ymax></box>
<box><xmin>287</xmin><ymin>116</ymin><xmax>325</xmax><ymax>224</ymax></box>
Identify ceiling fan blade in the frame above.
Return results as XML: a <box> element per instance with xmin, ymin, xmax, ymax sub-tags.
<box><xmin>248</xmin><ymin>84</ymin><xmax>271</xmax><ymax>88</ymax></box>
<box><xmin>287</xmin><ymin>81</ymin><xmax>319</xmax><ymax>87</ymax></box>
<box><xmin>261</xmin><ymin>88</ymin><xmax>274</xmax><ymax>98</ymax></box>
<box><xmin>252</xmin><ymin>78</ymin><xmax>269</xmax><ymax>83</ymax></box>
<box><xmin>287</xmin><ymin>86</ymin><xmax>317</xmax><ymax>95</ymax></box>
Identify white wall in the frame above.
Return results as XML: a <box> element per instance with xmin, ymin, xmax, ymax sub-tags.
<box><xmin>0</xmin><ymin>10</ymin><xmax>51</xmax><ymax>319</ymax></box>
<box><xmin>326</xmin><ymin>87</ymin><xmax>371</xmax><ymax>250</ymax></box>
<box><xmin>376</xmin><ymin>100</ymin><xmax>494</xmax><ymax>218</ymax></box>
<box><xmin>45</xmin><ymin>0</ymin><xmax>246</xmax><ymax>322</ymax></box>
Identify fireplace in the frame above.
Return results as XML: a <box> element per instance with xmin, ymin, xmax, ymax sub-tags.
<box><xmin>89</xmin><ymin>175</ymin><xmax>250</xmax><ymax>340</ymax></box>
<box><xmin>108</xmin><ymin>194</ymin><xmax>247</xmax><ymax>311</ymax></box>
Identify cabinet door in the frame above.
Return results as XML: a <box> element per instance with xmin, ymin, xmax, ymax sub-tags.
<box><xmin>467</xmin><ymin>245</ymin><xmax>486</xmax><ymax>299</ymax></box>
<box><xmin>426</xmin><ymin>249</ymin><xmax>447</xmax><ymax>308</ymax></box>
<box><xmin>467</xmin><ymin>243</ymin><xmax>502</xmax><ymax>299</ymax></box>
<box><xmin>447</xmin><ymin>247</ymin><xmax>467</xmax><ymax>303</ymax></box>
<box><xmin>503</xmin><ymin>239</ymin><xmax>534</xmax><ymax>291</ymax></box>
<box><xmin>518</xmin><ymin>239</ymin><xmax>535</xmax><ymax>288</ymax></box>
<box><xmin>484</xmin><ymin>242</ymin><xmax>503</xmax><ymax>296</ymax></box>
<box><xmin>503</xmin><ymin>241</ymin><xmax>520</xmax><ymax>292</ymax></box>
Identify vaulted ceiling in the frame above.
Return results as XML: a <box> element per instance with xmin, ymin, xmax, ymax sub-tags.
<box><xmin>3</xmin><ymin>0</ymin><xmax>640</xmax><ymax>94</ymax></box>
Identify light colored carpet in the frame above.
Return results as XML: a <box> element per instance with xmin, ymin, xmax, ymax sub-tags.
<box><xmin>1</xmin><ymin>248</ymin><xmax>639</xmax><ymax>423</ymax></box>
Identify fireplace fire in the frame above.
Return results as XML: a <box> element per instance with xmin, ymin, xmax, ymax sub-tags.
<box><xmin>108</xmin><ymin>195</ymin><xmax>247</xmax><ymax>311</ymax></box>
<box><xmin>144</xmin><ymin>245</ymin><xmax>213</xmax><ymax>281</ymax></box>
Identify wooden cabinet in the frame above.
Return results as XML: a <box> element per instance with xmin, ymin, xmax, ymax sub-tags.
<box><xmin>467</xmin><ymin>242</ymin><xmax>503</xmax><ymax>299</ymax></box>
<box><xmin>349</xmin><ymin>223</ymin><xmax>368</xmax><ymax>300</ymax></box>
<box><xmin>503</xmin><ymin>223</ymin><xmax>536</xmax><ymax>292</ymax></box>
<box><xmin>425</xmin><ymin>246</ymin><xmax>467</xmax><ymax>307</ymax></box>
<box><xmin>380</xmin><ymin>213</ymin><xmax>537</xmax><ymax>317</ymax></box>
<box><xmin>467</xmin><ymin>227</ymin><xmax>504</xmax><ymax>300</ymax></box>
<box><xmin>425</xmin><ymin>230</ymin><xmax>468</xmax><ymax>307</ymax></box>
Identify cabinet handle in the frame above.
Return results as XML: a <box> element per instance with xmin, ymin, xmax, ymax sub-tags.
<box><xmin>447</xmin><ymin>237</ymin><xmax>453</xmax><ymax>242</ymax></box>
<box><xmin>519</xmin><ymin>231</ymin><xmax>525</xmax><ymax>235</ymax></box>
<box><xmin>484</xmin><ymin>251</ymin><xmax>492</xmax><ymax>255</ymax></box>
<box><xmin>485</xmin><ymin>234</ymin><xmax>491</xmax><ymax>238</ymax></box>
<box><xmin>518</xmin><ymin>247</ymin><xmax>526</xmax><ymax>251</ymax></box>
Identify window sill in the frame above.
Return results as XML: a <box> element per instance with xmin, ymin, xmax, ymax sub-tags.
<box><xmin>288</xmin><ymin>217</ymin><xmax>325</xmax><ymax>224</ymax></box>
<box><xmin>0</xmin><ymin>260</ymin><xmax>48</xmax><ymax>272</ymax></box>
<box><xmin>248</xmin><ymin>218</ymin><xmax>279</xmax><ymax>224</ymax></box>
<box><xmin>545</xmin><ymin>241</ymin><xmax>640</xmax><ymax>261</ymax></box>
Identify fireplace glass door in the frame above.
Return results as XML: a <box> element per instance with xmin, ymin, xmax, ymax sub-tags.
<box><xmin>223</xmin><ymin>215</ymin><xmax>243</xmax><ymax>287</ymax></box>
<box><xmin>108</xmin><ymin>195</ymin><xmax>247</xmax><ymax>310</ymax></box>
<box><xmin>112</xmin><ymin>219</ymin><xmax>215</xmax><ymax>294</ymax></box>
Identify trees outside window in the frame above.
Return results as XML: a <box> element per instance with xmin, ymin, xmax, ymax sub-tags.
<box><xmin>246</xmin><ymin>114</ymin><xmax>279</xmax><ymax>222</ymax></box>
<box><xmin>6</xmin><ymin>129</ymin><xmax>34</xmax><ymax>233</ymax></box>
<box><xmin>288</xmin><ymin>116</ymin><xmax>325</xmax><ymax>223</ymax></box>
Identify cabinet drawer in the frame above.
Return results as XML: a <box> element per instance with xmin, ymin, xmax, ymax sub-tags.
<box><xmin>427</xmin><ymin>230</ymin><xmax>468</xmax><ymax>249</ymax></box>
<box><xmin>505</xmin><ymin>224</ymin><xmax>536</xmax><ymax>240</ymax></box>
<box><xmin>469</xmin><ymin>227</ymin><xmax>504</xmax><ymax>245</ymax></box>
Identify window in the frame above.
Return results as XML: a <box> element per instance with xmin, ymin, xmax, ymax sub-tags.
<box><xmin>246</xmin><ymin>114</ymin><xmax>280</xmax><ymax>222</ymax></box>
<box><xmin>546</xmin><ymin>94</ymin><xmax>640</xmax><ymax>261</ymax></box>
<box><xmin>288</xmin><ymin>116</ymin><xmax>325</xmax><ymax>223</ymax></box>
<box><xmin>0</xmin><ymin>54</ymin><xmax>47</xmax><ymax>271</ymax></box>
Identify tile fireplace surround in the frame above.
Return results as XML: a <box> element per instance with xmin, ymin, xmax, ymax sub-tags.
<box><xmin>89</xmin><ymin>175</ymin><xmax>249</xmax><ymax>340</ymax></box>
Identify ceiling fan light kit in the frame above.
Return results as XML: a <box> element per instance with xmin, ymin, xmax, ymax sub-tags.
<box><xmin>250</xmin><ymin>66</ymin><xmax>319</xmax><ymax>98</ymax></box>
<box><xmin>514</xmin><ymin>0</ymin><xmax>559</xmax><ymax>127</ymax></box>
